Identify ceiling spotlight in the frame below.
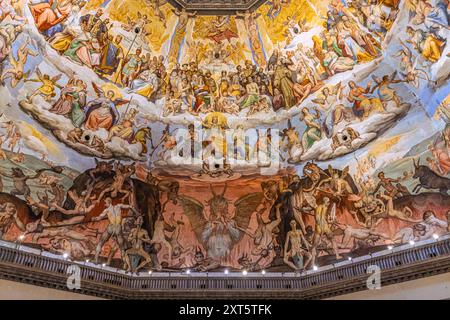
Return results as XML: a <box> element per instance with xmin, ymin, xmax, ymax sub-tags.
<box><xmin>102</xmin><ymin>263</ymin><xmax>106</xmax><ymax>267</ymax></box>
<box><xmin>62</xmin><ymin>253</ymin><xmax>69</xmax><ymax>259</ymax></box>
<box><xmin>409</xmin><ymin>240</ymin><xmax>415</xmax><ymax>246</ymax></box>
<box><xmin>242</xmin><ymin>270</ymin><xmax>248</xmax><ymax>276</ymax></box>
<box><xmin>387</xmin><ymin>245</ymin><xmax>393</xmax><ymax>250</ymax></box>
<box><xmin>348</xmin><ymin>257</ymin><xmax>352</xmax><ymax>261</ymax></box>
<box><xmin>85</xmin><ymin>259</ymin><xmax>90</xmax><ymax>263</ymax></box>
<box><xmin>313</xmin><ymin>265</ymin><xmax>318</xmax><ymax>271</ymax></box>
<box><xmin>261</xmin><ymin>270</ymin><xmax>266</xmax><ymax>275</ymax></box>
<box><xmin>433</xmin><ymin>234</ymin><xmax>439</xmax><ymax>240</ymax></box>
<box><xmin>148</xmin><ymin>270</ymin><xmax>152</xmax><ymax>275</ymax></box>
<box><xmin>18</xmin><ymin>234</ymin><xmax>25</xmax><ymax>241</ymax></box>
<box><xmin>186</xmin><ymin>269</ymin><xmax>191</xmax><ymax>275</ymax></box>
<box><xmin>224</xmin><ymin>269</ymin><xmax>229</xmax><ymax>275</ymax></box>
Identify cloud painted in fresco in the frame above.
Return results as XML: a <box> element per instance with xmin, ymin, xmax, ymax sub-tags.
<box><xmin>18</xmin><ymin>96</ymin><xmax>146</xmax><ymax>161</ymax></box>
<box><xmin>299</xmin><ymin>102</ymin><xmax>411</xmax><ymax>162</ymax></box>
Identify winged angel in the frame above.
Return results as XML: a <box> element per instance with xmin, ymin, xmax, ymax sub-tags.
<box><xmin>178</xmin><ymin>184</ymin><xmax>264</xmax><ymax>265</ymax></box>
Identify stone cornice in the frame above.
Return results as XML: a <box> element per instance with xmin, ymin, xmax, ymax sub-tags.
<box><xmin>1</xmin><ymin>237</ymin><xmax>450</xmax><ymax>299</ymax></box>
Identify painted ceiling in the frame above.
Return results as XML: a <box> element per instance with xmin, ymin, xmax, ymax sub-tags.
<box><xmin>0</xmin><ymin>0</ymin><xmax>449</xmax><ymax>274</ymax></box>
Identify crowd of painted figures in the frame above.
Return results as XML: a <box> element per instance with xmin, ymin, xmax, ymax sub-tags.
<box><xmin>8</xmin><ymin>0</ymin><xmax>405</xmax><ymax>117</ymax></box>
<box><xmin>0</xmin><ymin>0</ymin><xmax>447</xmax><ymax>162</ymax></box>
<box><xmin>0</xmin><ymin>0</ymin><xmax>449</xmax><ymax>273</ymax></box>
<box><xmin>1</xmin><ymin>149</ymin><xmax>450</xmax><ymax>273</ymax></box>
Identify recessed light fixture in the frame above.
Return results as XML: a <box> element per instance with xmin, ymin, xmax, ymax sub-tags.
<box><xmin>433</xmin><ymin>234</ymin><xmax>439</xmax><ymax>240</ymax></box>
<box><xmin>409</xmin><ymin>240</ymin><xmax>415</xmax><ymax>246</ymax></box>
<box><xmin>313</xmin><ymin>265</ymin><xmax>318</xmax><ymax>271</ymax></box>
<box><xmin>387</xmin><ymin>245</ymin><xmax>393</xmax><ymax>250</ymax></box>
<box><xmin>102</xmin><ymin>263</ymin><xmax>106</xmax><ymax>267</ymax></box>
<box><xmin>186</xmin><ymin>269</ymin><xmax>191</xmax><ymax>274</ymax></box>
<box><xmin>224</xmin><ymin>269</ymin><xmax>229</xmax><ymax>275</ymax></box>
<box><xmin>63</xmin><ymin>253</ymin><xmax>68</xmax><ymax>259</ymax></box>
<box><xmin>261</xmin><ymin>270</ymin><xmax>266</xmax><ymax>275</ymax></box>
<box><xmin>242</xmin><ymin>270</ymin><xmax>248</xmax><ymax>276</ymax></box>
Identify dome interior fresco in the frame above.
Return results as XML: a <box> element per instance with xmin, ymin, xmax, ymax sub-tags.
<box><xmin>0</xmin><ymin>0</ymin><xmax>449</xmax><ymax>274</ymax></box>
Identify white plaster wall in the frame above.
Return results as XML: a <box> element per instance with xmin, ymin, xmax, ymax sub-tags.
<box><xmin>0</xmin><ymin>279</ymin><xmax>103</xmax><ymax>300</ymax></box>
<box><xmin>328</xmin><ymin>272</ymin><xmax>450</xmax><ymax>300</ymax></box>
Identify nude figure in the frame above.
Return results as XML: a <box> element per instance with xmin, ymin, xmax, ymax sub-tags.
<box><xmin>92</xmin><ymin>197</ymin><xmax>138</xmax><ymax>264</ymax></box>
<box><xmin>51</xmin><ymin>181</ymin><xmax>97</xmax><ymax>216</ymax></box>
<box><xmin>124</xmin><ymin>216</ymin><xmax>153</xmax><ymax>272</ymax></box>
<box><xmin>150</xmin><ymin>212</ymin><xmax>173</xmax><ymax>265</ymax></box>
<box><xmin>252</xmin><ymin>202</ymin><xmax>282</xmax><ymax>256</ymax></box>
<box><xmin>334</xmin><ymin>221</ymin><xmax>391</xmax><ymax>250</ymax></box>
<box><xmin>1</xmin><ymin>37</ymin><xmax>37</xmax><ymax>88</ymax></box>
<box><xmin>96</xmin><ymin>163</ymin><xmax>135</xmax><ymax>204</ymax></box>
<box><xmin>373</xmin><ymin>193</ymin><xmax>420</xmax><ymax>224</ymax></box>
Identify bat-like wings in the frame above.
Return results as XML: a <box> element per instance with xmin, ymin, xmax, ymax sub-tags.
<box><xmin>233</xmin><ymin>192</ymin><xmax>264</xmax><ymax>241</ymax></box>
<box><xmin>178</xmin><ymin>195</ymin><xmax>207</xmax><ymax>242</ymax></box>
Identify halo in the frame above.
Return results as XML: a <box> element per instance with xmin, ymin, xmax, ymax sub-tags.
<box><xmin>101</xmin><ymin>83</ymin><xmax>123</xmax><ymax>101</ymax></box>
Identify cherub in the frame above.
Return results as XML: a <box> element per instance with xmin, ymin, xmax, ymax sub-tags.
<box><xmin>162</xmin><ymin>91</ymin><xmax>182</xmax><ymax>117</ymax></box>
<box><xmin>122</xmin><ymin>12</ymin><xmax>151</xmax><ymax>33</ymax></box>
<box><xmin>144</xmin><ymin>0</ymin><xmax>167</xmax><ymax>27</ymax></box>
<box><xmin>6</xmin><ymin>129</ymin><xmax>20</xmax><ymax>152</ymax></box>
<box><xmin>25</xmin><ymin>68</ymin><xmax>63</xmax><ymax>102</ymax></box>
<box><xmin>393</xmin><ymin>40</ymin><xmax>434</xmax><ymax>88</ymax></box>
<box><xmin>1</xmin><ymin>37</ymin><xmax>37</xmax><ymax>88</ymax></box>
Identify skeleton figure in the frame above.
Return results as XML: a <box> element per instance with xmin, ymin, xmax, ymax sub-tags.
<box><xmin>178</xmin><ymin>185</ymin><xmax>263</xmax><ymax>267</ymax></box>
